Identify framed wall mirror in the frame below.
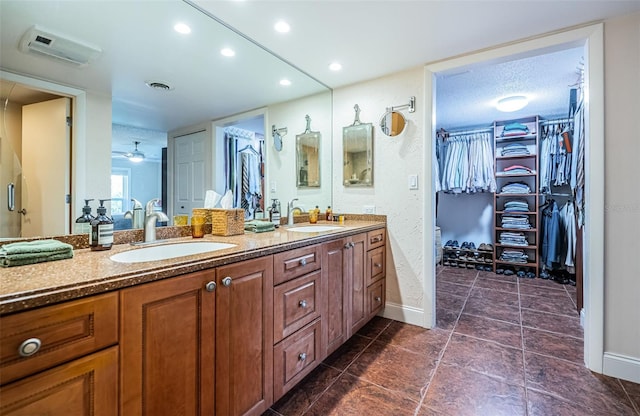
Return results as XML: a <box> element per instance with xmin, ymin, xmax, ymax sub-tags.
<box><xmin>343</xmin><ymin>104</ymin><xmax>373</xmax><ymax>187</ymax></box>
<box><xmin>296</xmin><ymin>115</ymin><xmax>320</xmax><ymax>188</ymax></box>
<box><xmin>380</xmin><ymin>110</ymin><xmax>407</xmax><ymax>137</ymax></box>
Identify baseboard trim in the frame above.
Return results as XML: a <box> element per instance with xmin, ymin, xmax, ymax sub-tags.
<box><xmin>379</xmin><ymin>302</ymin><xmax>426</xmax><ymax>327</ymax></box>
<box><xmin>603</xmin><ymin>352</ymin><xmax>640</xmax><ymax>383</ymax></box>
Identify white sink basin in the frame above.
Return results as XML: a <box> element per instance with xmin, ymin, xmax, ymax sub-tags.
<box><xmin>287</xmin><ymin>225</ymin><xmax>343</xmax><ymax>233</ymax></box>
<box><xmin>110</xmin><ymin>242</ymin><xmax>236</xmax><ymax>263</ymax></box>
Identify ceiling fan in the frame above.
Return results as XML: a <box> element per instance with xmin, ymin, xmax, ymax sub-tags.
<box><xmin>112</xmin><ymin>140</ymin><xmax>145</xmax><ymax>162</ymax></box>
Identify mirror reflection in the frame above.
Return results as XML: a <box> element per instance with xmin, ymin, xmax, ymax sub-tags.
<box><xmin>296</xmin><ymin>115</ymin><xmax>320</xmax><ymax>188</ymax></box>
<box><xmin>343</xmin><ymin>105</ymin><xmax>373</xmax><ymax>187</ymax></box>
<box><xmin>0</xmin><ymin>0</ymin><xmax>332</xmax><ymax>239</ymax></box>
<box><xmin>380</xmin><ymin>110</ymin><xmax>407</xmax><ymax>137</ymax></box>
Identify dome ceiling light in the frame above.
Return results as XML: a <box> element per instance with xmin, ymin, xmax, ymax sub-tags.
<box><xmin>496</xmin><ymin>95</ymin><xmax>529</xmax><ymax>112</ymax></box>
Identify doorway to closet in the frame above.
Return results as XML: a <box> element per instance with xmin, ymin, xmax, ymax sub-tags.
<box><xmin>425</xmin><ymin>24</ymin><xmax>605</xmax><ymax>373</ymax></box>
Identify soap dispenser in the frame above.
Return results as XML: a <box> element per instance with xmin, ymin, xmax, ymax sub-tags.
<box><xmin>270</xmin><ymin>199</ymin><xmax>281</xmax><ymax>226</ymax></box>
<box><xmin>75</xmin><ymin>199</ymin><xmax>95</xmax><ymax>238</ymax></box>
<box><xmin>90</xmin><ymin>199</ymin><xmax>114</xmax><ymax>251</ymax></box>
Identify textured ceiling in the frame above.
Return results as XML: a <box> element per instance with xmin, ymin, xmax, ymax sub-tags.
<box><xmin>436</xmin><ymin>47</ymin><xmax>585</xmax><ymax>129</ymax></box>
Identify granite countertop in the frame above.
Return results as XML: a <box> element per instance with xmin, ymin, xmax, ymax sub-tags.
<box><xmin>0</xmin><ymin>220</ymin><xmax>385</xmax><ymax>315</ymax></box>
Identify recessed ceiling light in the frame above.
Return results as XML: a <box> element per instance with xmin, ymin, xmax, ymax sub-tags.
<box><xmin>145</xmin><ymin>81</ymin><xmax>173</xmax><ymax>91</ymax></box>
<box><xmin>220</xmin><ymin>48</ymin><xmax>235</xmax><ymax>57</ymax></box>
<box><xmin>329</xmin><ymin>62</ymin><xmax>342</xmax><ymax>71</ymax></box>
<box><xmin>279</xmin><ymin>79</ymin><xmax>291</xmax><ymax>86</ymax></box>
<box><xmin>274</xmin><ymin>20</ymin><xmax>290</xmax><ymax>33</ymax></box>
<box><xmin>174</xmin><ymin>23</ymin><xmax>191</xmax><ymax>34</ymax></box>
<box><xmin>496</xmin><ymin>95</ymin><xmax>529</xmax><ymax>112</ymax></box>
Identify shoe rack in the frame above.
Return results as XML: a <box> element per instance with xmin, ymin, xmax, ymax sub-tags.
<box><xmin>442</xmin><ymin>243</ymin><xmax>494</xmax><ymax>271</ymax></box>
<box><xmin>493</xmin><ymin>116</ymin><xmax>540</xmax><ymax>277</ymax></box>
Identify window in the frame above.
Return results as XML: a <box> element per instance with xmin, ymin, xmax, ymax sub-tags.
<box><xmin>111</xmin><ymin>168</ymin><xmax>131</xmax><ymax>215</ymax></box>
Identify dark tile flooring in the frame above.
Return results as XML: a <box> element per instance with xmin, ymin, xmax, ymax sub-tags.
<box><xmin>263</xmin><ymin>266</ymin><xmax>640</xmax><ymax>416</ymax></box>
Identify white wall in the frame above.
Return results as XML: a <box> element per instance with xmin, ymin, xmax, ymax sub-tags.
<box><xmin>603</xmin><ymin>12</ymin><xmax>640</xmax><ymax>368</ymax></box>
<box><xmin>333</xmin><ymin>67</ymin><xmax>425</xmax><ymax>315</ymax></box>
<box><xmin>437</xmin><ymin>193</ymin><xmax>494</xmax><ymax>247</ymax></box>
<box><xmin>267</xmin><ymin>91</ymin><xmax>332</xmax><ymax>213</ymax></box>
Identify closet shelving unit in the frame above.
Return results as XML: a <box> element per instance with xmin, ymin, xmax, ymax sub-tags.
<box><xmin>493</xmin><ymin>116</ymin><xmax>540</xmax><ymax>277</ymax></box>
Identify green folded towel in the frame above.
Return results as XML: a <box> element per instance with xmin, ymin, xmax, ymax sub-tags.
<box><xmin>244</xmin><ymin>220</ymin><xmax>275</xmax><ymax>233</ymax></box>
<box><xmin>0</xmin><ymin>239</ymin><xmax>74</xmax><ymax>267</ymax></box>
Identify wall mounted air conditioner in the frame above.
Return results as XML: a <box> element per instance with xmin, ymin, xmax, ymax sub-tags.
<box><xmin>19</xmin><ymin>25</ymin><xmax>102</xmax><ymax>66</ymax></box>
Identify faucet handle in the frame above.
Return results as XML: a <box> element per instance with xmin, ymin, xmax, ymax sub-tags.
<box><xmin>145</xmin><ymin>198</ymin><xmax>160</xmax><ymax>215</ymax></box>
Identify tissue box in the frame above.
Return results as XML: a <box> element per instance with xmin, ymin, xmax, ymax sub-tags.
<box><xmin>192</xmin><ymin>208</ymin><xmax>212</xmax><ymax>224</ymax></box>
<box><xmin>210</xmin><ymin>208</ymin><xmax>245</xmax><ymax>236</ymax></box>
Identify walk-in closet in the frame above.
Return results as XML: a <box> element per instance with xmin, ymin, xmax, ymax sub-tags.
<box><xmin>434</xmin><ymin>45</ymin><xmax>586</xmax><ymax>314</ymax></box>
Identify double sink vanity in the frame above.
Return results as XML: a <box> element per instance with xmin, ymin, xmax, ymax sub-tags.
<box><xmin>0</xmin><ymin>219</ymin><xmax>386</xmax><ymax>416</ymax></box>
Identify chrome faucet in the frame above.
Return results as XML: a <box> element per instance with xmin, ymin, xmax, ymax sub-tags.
<box><xmin>123</xmin><ymin>198</ymin><xmax>144</xmax><ymax>229</ymax></box>
<box><xmin>143</xmin><ymin>198</ymin><xmax>169</xmax><ymax>242</ymax></box>
<box><xmin>287</xmin><ymin>198</ymin><xmax>299</xmax><ymax>225</ymax></box>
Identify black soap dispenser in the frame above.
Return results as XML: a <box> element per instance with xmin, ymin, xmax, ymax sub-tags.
<box><xmin>74</xmin><ymin>199</ymin><xmax>95</xmax><ymax>239</ymax></box>
<box><xmin>90</xmin><ymin>199</ymin><xmax>114</xmax><ymax>251</ymax></box>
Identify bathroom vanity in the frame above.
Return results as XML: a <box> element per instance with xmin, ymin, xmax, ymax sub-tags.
<box><xmin>0</xmin><ymin>220</ymin><xmax>386</xmax><ymax>416</ymax></box>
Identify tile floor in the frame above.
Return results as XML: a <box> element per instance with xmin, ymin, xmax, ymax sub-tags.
<box><xmin>263</xmin><ymin>266</ymin><xmax>640</xmax><ymax>416</ymax></box>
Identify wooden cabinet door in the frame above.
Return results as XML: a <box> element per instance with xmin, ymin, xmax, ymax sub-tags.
<box><xmin>120</xmin><ymin>270</ymin><xmax>216</xmax><ymax>416</ymax></box>
<box><xmin>321</xmin><ymin>239</ymin><xmax>348</xmax><ymax>358</ymax></box>
<box><xmin>347</xmin><ymin>233</ymin><xmax>367</xmax><ymax>336</ymax></box>
<box><xmin>0</xmin><ymin>346</ymin><xmax>118</xmax><ymax>416</ymax></box>
<box><xmin>216</xmin><ymin>256</ymin><xmax>273</xmax><ymax>416</ymax></box>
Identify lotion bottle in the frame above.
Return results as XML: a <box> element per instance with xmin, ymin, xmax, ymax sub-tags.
<box><xmin>90</xmin><ymin>199</ymin><xmax>114</xmax><ymax>251</ymax></box>
<box><xmin>75</xmin><ymin>199</ymin><xmax>95</xmax><ymax>242</ymax></box>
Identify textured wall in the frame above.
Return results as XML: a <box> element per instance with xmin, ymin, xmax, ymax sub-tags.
<box><xmin>333</xmin><ymin>67</ymin><xmax>425</xmax><ymax>309</ymax></box>
<box><xmin>603</xmin><ymin>12</ymin><xmax>640</xmax><ymax>360</ymax></box>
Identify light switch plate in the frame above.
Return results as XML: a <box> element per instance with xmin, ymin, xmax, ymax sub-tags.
<box><xmin>270</xmin><ymin>181</ymin><xmax>277</xmax><ymax>192</ymax></box>
<box><xmin>363</xmin><ymin>205</ymin><xmax>376</xmax><ymax>214</ymax></box>
<box><xmin>408</xmin><ymin>174</ymin><xmax>418</xmax><ymax>190</ymax></box>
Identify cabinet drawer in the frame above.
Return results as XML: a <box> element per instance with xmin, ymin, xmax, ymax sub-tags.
<box><xmin>0</xmin><ymin>346</ymin><xmax>119</xmax><ymax>416</ymax></box>
<box><xmin>366</xmin><ymin>246</ymin><xmax>386</xmax><ymax>285</ymax></box>
<box><xmin>0</xmin><ymin>292</ymin><xmax>118</xmax><ymax>385</ymax></box>
<box><xmin>366</xmin><ymin>228</ymin><xmax>386</xmax><ymax>251</ymax></box>
<box><xmin>273</xmin><ymin>319</ymin><xmax>321</xmax><ymax>399</ymax></box>
<box><xmin>367</xmin><ymin>279</ymin><xmax>386</xmax><ymax>318</ymax></box>
<box><xmin>274</xmin><ymin>244</ymin><xmax>321</xmax><ymax>285</ymax></box>
<box><xmin>274</xmin><ymin>270</ymin><xmax>321</xmax><ymax>343</ymax></box>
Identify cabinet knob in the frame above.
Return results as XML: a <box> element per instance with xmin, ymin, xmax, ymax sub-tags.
<box><xmin>299</xmin><ymin>258</ymin><xmax>307</xmax><ymax>266</ymax></box>
<box><xmin>222</xmin><ymin>277</ymin><xmax>232</xmax><ymax>287</ymax></box>
<box><xmin>374</xmin><ymin>263</ymin><xmax>382</xmax><ymax>268</ymax></box>
<box><xmin>298</xmin><ymin>299</ymin><xmax>308</xmax><ymax>308</ymax></box>
<box><xmin>18</xmin><ymin>338</ymin><xmax>42</xmax><ymax>357</ymax></box>
<box><xmin>298</xmin><ymin>352</ymin><xmax>307</xmax><ymax>361</ymax></box>
<box><xmin>205</xmin><ymin>281</ymin><xmax>217</xmax><ymax>292</ymax></box>
<box><xmin>374</xmin><ymin>296</ymin><xmax>382</xmax><ymax>302</ymax></box>
<box><xmin>344</xmin><ymin>242</ymin><xmax>355</xmax><ymax>249</ymax></box>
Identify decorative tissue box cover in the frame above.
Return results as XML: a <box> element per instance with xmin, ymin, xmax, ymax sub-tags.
<box><xmin>210</xmin><ymin>208</ymin><xmax>245</xmax><ymax>236</ymax></box>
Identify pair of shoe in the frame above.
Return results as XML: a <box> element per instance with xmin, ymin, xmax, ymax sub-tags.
<box><xmin>460</xmin><ymin>241</ymin><xmax>476</xmax><ymax>250</ymax></box>
<box><xmin>478</xmin><ymin>243</ymin><xmax>493</xmax><ymax>251</ymax></box>
<box><xmin>444</xmin><ymin>240</ymin><xmax>459</xmax><ymax>248</ymax></box>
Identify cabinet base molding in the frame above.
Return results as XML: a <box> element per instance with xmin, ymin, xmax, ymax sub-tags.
<box><xmin>603</xmin><ymin>352</ymin><xmax>640</xmax><ymax>384</ymax></box>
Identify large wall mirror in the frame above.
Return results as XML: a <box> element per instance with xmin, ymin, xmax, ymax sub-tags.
<box><xmin>343</xmin><ymin>105</ymin><xmax>373</xmax><ymax>187</ymax></box>
<box><xmin>0</xmin><ymin>0</ymin><xmax>332</xmax><ymax>239</ymax></box>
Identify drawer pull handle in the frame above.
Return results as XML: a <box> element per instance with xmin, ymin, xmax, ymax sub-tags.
<box><xmin>298</xmin><ymin>299</ymin><xmax>308</xmax><ymax>308</ymax></box>
<box><xmin>374</xmin><ymin>263</ymin><xmax>382</xmax><ymax>268</ymax></box>
<box><xmin>205</xmin><ymin>281</ymin><xmax>217</xmax><ymax>292</ymax></box>
<box><xmin>371</xmin><ymin>237</ymin><xmax>382</xmax><ymax>243</ymax></box>
<box><xmin>299</xmin><ymin>258</ymin><xmax>307</xmax><ymax>266</ymax></box>
<box><xmin>298</xmin><ymin>352</ymin><xmax>307</xmax><ymax>361</ymax></box>
<box><xmin>19</xmin><ymin>338</ymin><xmax>42</xmax><ymax>357</ymax></box>
<box><xmin>375</xmin><ymin>296</ymin><xmax>382</xmax><ymax>302</ymax></box>
<box><xmin>222</xmin><ymin>277</ymin><xmax>232</xmax><ymax>287</ymax></box>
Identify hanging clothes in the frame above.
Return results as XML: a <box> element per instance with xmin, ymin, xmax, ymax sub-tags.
<box><xmin>439</xmin><ymin>131</ymin><xmax>495</xmax><ymax>194</ymax></box>
<box><xmin>571</xmin><ymin>101</ymin><xmax>586</xmax><ymax>227</ymax></box>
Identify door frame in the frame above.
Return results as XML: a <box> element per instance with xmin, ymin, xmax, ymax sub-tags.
<box><xmin>423</xmin><ymin>23</ymin><xmax>605</xmax><ymax>372</ymax></box>
<box><xmin>1</xmin><ymin>70</ymin><xmax>86</xmax><ymax>235</ymax></box>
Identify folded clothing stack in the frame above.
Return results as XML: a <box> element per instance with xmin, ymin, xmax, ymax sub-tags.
<box><xmin>500</xmin><ymin>182</ymin><xmax>531</xmax><ymax>194</ymax></box>
<box><xmin>499</xmin><ymin>231</ymin><xmax>529</xmax><ymax>246</ymax></box>
<box><xmin>500</xmin><ymin>122</ymin><xmax>530</xmax><ymax>137</ymax></box>
<box><xmin>244</xmin><ymin>220</ymin><xmax>275</xmax><ymax>233</ymax></box>
<box><xmin>501</xmin><ymin>214</ymin><xmax>532</xmax><ymax>229</ymax></box>
<box><xmin>500</xmin><ymin>164</ymin><xmax>535</xmax><ymax>175</ymax></box>
<box><xmin>499</xmin><ymin>248</ymin><xmax>529</xmax><ymax>263</ymax></box>
<box><xmin>501</xmin><ymin>143</ymin><xmax>530</xmax><ymax>156</ymax></box>
<box><xmin>0</xmin><ymin>239</ymin><xmax>74</xmax><ymax>268</ymax></box>
<box><xmin>503</xmin><ymin>199</ymin><xmax>530</xmax><ymax>213</ymax></box>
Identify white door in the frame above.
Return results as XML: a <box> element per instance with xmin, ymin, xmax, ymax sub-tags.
<box><xmin>173</xmin><ymin>130</ymin><xmax>211</xmax><ymax>216</ymax></box>
<box><xmin>22</xmin><ymin>97</ymin><xmax>71</xmax><ymax>237</ymax></box>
